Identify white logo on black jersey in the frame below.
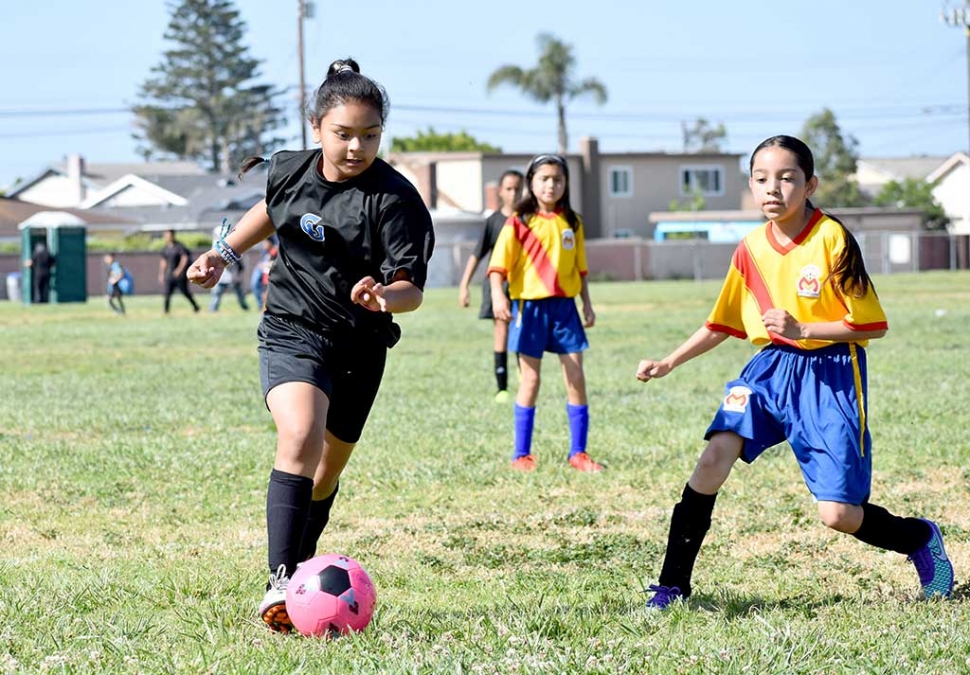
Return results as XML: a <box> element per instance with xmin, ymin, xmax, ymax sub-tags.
<box><xmin>300</xmin><ymin>213</ymin><xmax>325</xmax><ymax>242</ymax></box>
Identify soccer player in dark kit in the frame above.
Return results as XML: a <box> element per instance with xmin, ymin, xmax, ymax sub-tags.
<box><xmin>187</xmin><ymin>58</ymin><xmax>435</xmax><ymax>633</ymax></box>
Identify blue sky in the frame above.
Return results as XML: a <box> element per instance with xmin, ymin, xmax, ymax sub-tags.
<box><xmin>1</xmin><ymin>0</ymin><xmax>968</xmax><ymax>190</ymax></box>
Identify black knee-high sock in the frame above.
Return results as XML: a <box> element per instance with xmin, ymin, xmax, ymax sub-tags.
<box><xmin>494</xmin><ymin>351</ymin><xmax>508</xmax><ymax>391</ymax></box>
<box><xmin>266</xmin><ymin>469</ymin><xmax>313</xmax><ymax>577</ymax></box>
<box><xmin>298</xmin><ymin>482</ymin><xmax>340</xmax><ymax>563</ymax></box>
<box><xmin>851</xmin><ymin>502</ymin><xmax>932</xmax><ymax>554</ymax></box>
<box><xmin>657</xmin><ymin>483</ymin><xmax>718</xmax><ymax>597</ymax></box>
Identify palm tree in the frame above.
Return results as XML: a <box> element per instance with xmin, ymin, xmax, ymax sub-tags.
<box><xmin>487</xmin><ymin>33</ymin><xmax>607</xmax><ymax>154</ymax></box>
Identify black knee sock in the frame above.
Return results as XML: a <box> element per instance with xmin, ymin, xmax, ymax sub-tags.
<box><xmin>851</xmin><ymin>502</ymin><xmax>932</xmax><ymax>555</ymax></box>
<box><xmin>266</xmin><ymin>469</ymin><xmax>313</xmax><ymax>577</ymax></box>
<box><xmin>657</xmin><ymin>483</ymin><xmax>718</xmax><ymax>597</ymax></box>
<box><xmin>494</xmin><ymin>351</ymin><xmax>508</xmax><ymax>391</ymax></box>
<box><xmin>298</xmin><ymin>482</ymin><xmax>340</xmax><ymax>563</ymax></box>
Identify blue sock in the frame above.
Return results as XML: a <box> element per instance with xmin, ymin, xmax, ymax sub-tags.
<box><xmin>513</xmin><ymin>403</ymin><xmax>535</xmax><ymax>459</ymax></box>
<box><xmin>567</xmin><ymin>404</ymin><xmax>589</xmax><ymax>458</ymax></box>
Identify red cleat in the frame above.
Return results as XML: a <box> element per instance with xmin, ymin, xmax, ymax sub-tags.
<box><xmin>568</xmin><ymin>452</ymin><xmax>604</xmax><ymax>473</ymax></box>
<box><xmin>511</xmin><ymin>455</ymin><xmax>537</xmax><ymax>472</ymax></box>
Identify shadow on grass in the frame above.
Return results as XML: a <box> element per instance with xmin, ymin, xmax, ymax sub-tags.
<box><xmin>686</xmin><ymin>592</ymin><xmax>850</xmax><ymax>619</ymax></box>
<box><xmin>668</xmin><ymin>584</ymin><xmax>967</xmax><ymax>619</ymax></box>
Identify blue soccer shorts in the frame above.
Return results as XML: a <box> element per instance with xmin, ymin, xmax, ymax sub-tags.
<box><xmin>508</xmin><ymin>297</ymin><xmax>588</xmax><ymax>359</ymax></box>
<box><xmin>704</xmin><ymin>343</ymin><xmax>872</xmax><ymax>504</ymax></box>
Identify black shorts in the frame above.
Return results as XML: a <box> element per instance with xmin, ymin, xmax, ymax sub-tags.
<box><xmin>257</xmin><ymin>314</ymin><xmax>387</xmax><ymax>443</ymax></box>
<box><xmin>478</xmin><ymin>277</ymin><xmax>510</xmax><ymax>320</ymax></box>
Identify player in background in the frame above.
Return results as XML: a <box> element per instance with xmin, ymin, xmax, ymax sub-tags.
<box><xmin>637</xmin><ymin>135</ymin><xmax>954</xmax><ymax>609</ymax></box>
<box><xmin>104</xmin><ymin>252</ymin><xmax>131</xmax><ymax>315</ymax></box>
<box><xmin>187</xmin><ymin>58</ymin><xmax>435</xmax><ymax>632</ymax></box>
<box><xmin>488</xmin><ymin>154</ymin><xmax>603</xmax><ymax>473</ymax></box>
<box><xmin>458</xmin><ymin>170</ymin><xmax>523</xmax><ymax>403</ymax></box>
<box><xmin>159</xmin><ymin>229</ymin><xmax>200</xmax><ymax>314</ymax></box>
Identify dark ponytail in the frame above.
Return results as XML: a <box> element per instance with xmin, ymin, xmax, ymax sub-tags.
<box><xmin>818</xmin><ymin>202</ymin><xmax>873</xmax><ymax>299</ymax></box>
<box><xmin>308</xmin><ymin>58</ymin><xmax>389</xmax><ymax>126</ymax></box>
<box><xmin>752</xmin><ymin>135</ymin><xmax>873</xmax><ymax>298</ymax></box>
<box><xmin>237</xmin><ymin>58</ymin><xmax>388</xmax><ymax>179</ymax></box>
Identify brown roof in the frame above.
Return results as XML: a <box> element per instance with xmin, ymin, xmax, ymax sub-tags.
<box><xmin>0</xmin><ymin>197</ymin><xmax>137</xmax><ymax>238</ymax></box>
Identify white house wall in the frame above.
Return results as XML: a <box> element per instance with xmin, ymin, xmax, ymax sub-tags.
<box><xmin>436</xmin><ymin>160</ymin><xmax>484</xmax><ymax>212</ymax></box>
<box><xmin>933</xmin><ymin>163</ymin><xmax>970</xmax><ymax>234</ymax></box>
<box><xmin>98</xmin><ymin>184</ymin><xmax>173</xmax><ymax>208</ymax></box>
<box><xmin>15</xmin><ymin>176</ymin><xmax>84</xmax><ymax>208</ymax></box>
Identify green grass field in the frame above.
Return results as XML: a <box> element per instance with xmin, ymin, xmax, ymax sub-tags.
<box><xmin>1</xmin><ymin>273</ymin><xmax>969</xmax><ymax>674</ymax></box>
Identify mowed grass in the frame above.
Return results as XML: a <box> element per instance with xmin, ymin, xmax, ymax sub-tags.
<box><xmin>1</xmin><ymin>272</ymin><xmax>969</xmax><ymax>674</ymax></box>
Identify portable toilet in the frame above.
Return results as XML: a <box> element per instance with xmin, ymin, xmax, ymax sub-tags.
<box><xmin>19</xmin><ymin>211</ymin><xmax>88</xmax><ymax>304</ymax></box>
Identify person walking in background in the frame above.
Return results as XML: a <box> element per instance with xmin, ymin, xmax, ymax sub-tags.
<box><xmin>158</xmin><ymin>229</ymin><xmax>200</xmax><ymax>314</ymax></box>
<box><xmin>637</xmin><ymin>135</ymin><xmax>954</xmax><ymax>610</ymax></box>
<box><xmin>26</xmin><ymin>241</ymin><xmax>55</xmax><ymax>303</ymax></box>
<box><xmin>104</xmin><ymin>252</ymin><xmax>132</xmax><ymax>315</ymax></box>
<box><xmin>458</xmin><ymin>170</ymin><xmax>523</xmax><ymax>403</ymax></box>
<box><xmin>487</xmin><ymin>154</ymin><xmax>603</xmax><ymax>473</ymax></box>
<box><xmin>186</xmin><ymin>58</ymin><xmax>435</xmax><ymax>633</ymax></box>
<box><xmin>251</xmin><ymin>236</ymin><xmax>277</xmax><ymax>310</ymax></box>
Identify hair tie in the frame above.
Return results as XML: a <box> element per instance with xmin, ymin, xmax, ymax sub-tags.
<box><xmin>336</xmin><ymin>64</ymin><xmax>354</xmax><ymax>74</ymax></box>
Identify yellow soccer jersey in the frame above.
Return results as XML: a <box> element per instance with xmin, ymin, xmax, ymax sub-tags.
<box><xmin>487</xmin><ymin>211</ymin><xmax>588</xmax><ymax>300</ymax></box>
<box><xmin>706</xmin><ymin>209</ymin><xmax>888</xmax><ymax>349</ymax></box>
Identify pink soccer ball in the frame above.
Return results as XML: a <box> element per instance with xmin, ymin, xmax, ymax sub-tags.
<box><xmin>285</xmin><ymin>553</ymin><xmax>376</xmax><ymax>637</ymax></box>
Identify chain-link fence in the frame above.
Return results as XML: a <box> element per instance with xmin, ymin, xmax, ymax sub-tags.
<box><xmin>440</xmin><ymin>232</ymin><xmax>970</xmax><ymax>287</ymax></box>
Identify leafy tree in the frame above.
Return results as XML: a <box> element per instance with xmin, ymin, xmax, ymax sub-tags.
<box><xmin>800</xmin><ymin>108</ymin><xmax>866</xmax><ymax>207</ymax></box>
<box><xmin>133</xmin><ymin>0</ymin><xmax>286</xmax><ymax>173</ymax></box>
<box><xmin>487</xmin><ymin>33</ymin><xmax>607</xmax><ymax>154</ymax></box>
<box><xmin>391</xmin><ymin>128</ymin><xmax>500</xmax><ymax>153</ymax></box>
<box><xmin>873</xmin><ymin>178</ymin><xmax>950</xmax><ymax>231</ymax></box>
<box><xmin>668</xmin><ymin>188</ymin><xmax>706</xmax><ymax>212</ymax></box>
<box><xmin>682</xmin><ymin>118</ymin><xmax>727</xmax><ymax>153</ymax></box>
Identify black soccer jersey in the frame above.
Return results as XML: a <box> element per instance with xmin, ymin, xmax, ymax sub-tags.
<box><xmin>473</xmin><ymin>210</ymin><xmax>509</xmax><ymax>261</ymax></box>
<box><xmin>161</xmin><ymin>241</ymin><xmax>191</xmax><ymax>278</ymax></box>
<box><xmin>263</xmin><ymin>150</ymin><xmax>435</xmax><ymax>345</ymax></box>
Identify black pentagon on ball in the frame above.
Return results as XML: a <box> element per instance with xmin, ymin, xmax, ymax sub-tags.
<box><xmin>316</xmin><ymin>565</ymin><xmax>352</xmax><ymax>596</ymax></box>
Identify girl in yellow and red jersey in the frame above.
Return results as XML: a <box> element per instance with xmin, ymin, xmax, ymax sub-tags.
<box><xmin>487</xmin><ymin>154</ymin><xmax>603</xmax><ymax>473</ymax></box>
<box><xmin>636</xmin><ymin>135</ymin><xmax>953</xmax><ymax>609</ymax></box>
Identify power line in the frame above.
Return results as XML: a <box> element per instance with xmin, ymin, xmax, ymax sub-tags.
<box><xmin>0</xmin><ymin>101</ymin><xmax>965</xmax><ymax>122</ymax></box>
<box><xmin>0</xmin><ymin>107</ymin><xmax>131</xmax><ymax>118</ymax></box>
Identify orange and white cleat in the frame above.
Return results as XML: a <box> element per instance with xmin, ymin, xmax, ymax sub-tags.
<box><xmin>259</xmin><ymin>565</ymin><xmax>293</xmax><ymax>633</ymax></box>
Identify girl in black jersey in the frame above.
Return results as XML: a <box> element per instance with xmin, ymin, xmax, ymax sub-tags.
<box><xmin>187</xmin><ymin>58</ymin><xmax>435</xmax><ymax>633</ymax></box>
<box><xmin>457</xmin><ymin>170</ymin><xmax>523</xmax><ymax>403</ymax></box>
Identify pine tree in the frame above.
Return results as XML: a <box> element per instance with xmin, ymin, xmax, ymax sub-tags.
<box><xmin>133</xmin><ymin>0</ymin><xmax>286</xmax><ymax>173</ymax></box>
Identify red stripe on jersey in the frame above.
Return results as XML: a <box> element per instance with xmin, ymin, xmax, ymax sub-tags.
<box><xmin>766</xmin><ymin>208</ymin><xmax>824</xmax><ymax>255</ymax></box>
<box><xmin>735</xmin><ymin>241</ymin><xmax>800</xmax><ymax>347</ymax></box>
<box><xmin>843</xmin><ymin>319</ymin><xmax>889</xmax><ymax>332</ymax></box>
<box><xmin>513</xmin><ymin>215</ymin><xmax>564</xmax><ymax>296</ymax></box>
<box><xmin>705</xmin><ymin>321</ymin><xmax>747</xmax><ymax>339</ymax></box>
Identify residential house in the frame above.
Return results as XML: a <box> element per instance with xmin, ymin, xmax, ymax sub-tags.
<box><xmin>389</xmin><ymin>137</ymin><xmax>745</xmax><ymax>240</ymax></box>
<box><xmin>6</xmin><ymin>154</ymin><xmax>264</xmax><ymax>234</ymax></box>
<box><xmin>855</xmin><ymin>152</ymin><xmax>970</xmax><ymax>234</ymax></box>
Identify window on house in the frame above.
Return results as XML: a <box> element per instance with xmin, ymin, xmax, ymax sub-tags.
<box><xmin>609</xmin><ymin>166</ymin><xmax>633</xmax><ymax>197</ymax></box>
<box><xmin>680</xmin><ymin>165</ymin><xmax>725</xmax><ymax>196</ymax></box>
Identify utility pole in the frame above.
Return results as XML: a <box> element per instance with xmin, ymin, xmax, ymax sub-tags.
<box><xmin>942</xmin><ymin>1</ymin><xmax>970</xmax><ymax>157</ymax></box>
<box><xmin>297</xmin><ymin>0</ymin><xmax>315</xmax><ymax>150</ymax></box>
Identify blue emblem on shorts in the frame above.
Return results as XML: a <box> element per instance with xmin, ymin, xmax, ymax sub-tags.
<box><xmin>300</xmin><ymin>213</ymin><xmax>325</xmax><ymax>242</ymax></box>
